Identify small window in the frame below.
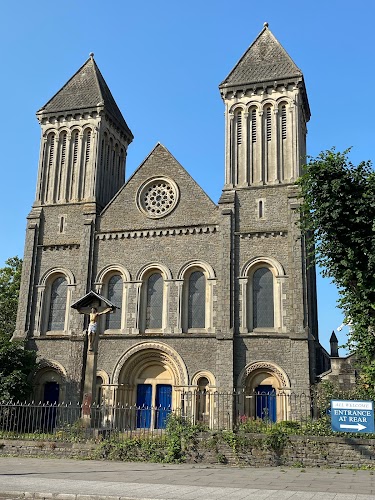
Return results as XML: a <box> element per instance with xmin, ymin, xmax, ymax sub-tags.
<box><xmin>253</xmin><ymin>268</ymin><xmax>274</xmax><ymax>328</ymax></box>
<box><xmin>258</xmin><ymin>200</ymin><xmax>264</xmax><ymax>219</ymax></box>
<box><xmin>188</xmin><ymin>271</ymin><xmax>206</xmax><ymax>329</ymax></box>
<box><xmin>146</xmin><ymin>273</ymin><xmax>164</xmax><ymax>329</ymax></box>
<box><xmin>48</xmin><ymin>277</ymin><xmax>67</xmax><ymax>331</ymax></box>
<box><xmin>58</xmin><ymin>215</ymin><xmax>66</xmax><ymax>233</ymax></box>
<box><xmin>105</xmin><ymin>275</ymin><xmax>122</xmax><ymax>330</ymax></box>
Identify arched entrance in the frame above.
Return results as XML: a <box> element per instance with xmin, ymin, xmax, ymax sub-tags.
<box><xmin>112</xmin><ymin>342</ymin><xmax>188</xmax><ymax>429</ymax></box>
<box><xmin>238</xmin><ymin>362</ymin><xmax>290</xmax><ymax>422</ymax></box>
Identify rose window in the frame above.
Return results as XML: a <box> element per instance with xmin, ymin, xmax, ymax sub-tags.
<box><xmin>137</xmin><ymin>177</ymin><xmax>179</xmax><ymax>218</ymax></box>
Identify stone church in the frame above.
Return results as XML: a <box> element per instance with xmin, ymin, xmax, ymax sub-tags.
<box><xmin>14</xmin><ymin>24</ymin><xmax>329</xmax><ymax>426</ymax></box>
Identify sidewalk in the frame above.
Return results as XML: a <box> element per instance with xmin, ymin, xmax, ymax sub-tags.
<box><xmin>0</xmin><ymin>457</ymin><xmax>375</xmax><ymax>499</ymax></box>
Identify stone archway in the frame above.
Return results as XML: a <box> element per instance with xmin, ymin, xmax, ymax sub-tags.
<box><xmin>32</xmin><ymin>359</ymin><xmax>67</xmax><ymax>403</ymax></box>
<box><xmin>237</xmin><ymin>361</ymin><xmax>290</xmax><ymax>422</ymax></box>
<box><xmin>112</xmin><ymin>342</ymin><xmax>189</xmax><ymax>429</ymax></box>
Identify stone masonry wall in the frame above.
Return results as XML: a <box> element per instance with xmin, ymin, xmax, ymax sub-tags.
<box><xmin>1</xmin><ymin>435</ymin><xmax>375</xmax><ymax>468</ymax></box>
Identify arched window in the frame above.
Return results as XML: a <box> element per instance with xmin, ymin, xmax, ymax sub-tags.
<box><xmin>253</xmin><ymin>268</ymin><xmax>274</xmax><ymax>328</ymax></box>
<box><xmin>105</xmin><ymin>275</ymin><xmax>122</xmax><ymax>330</ymax></box>
<box><xmin>146</xmin><ymin>273</ymin><xmax>164</xmax><ymax>329</ymax></box>
<box><xmin>48</xmin><ymin>277</ymin><xmax>67</xmax><ymax>331</ymax></box>
<box><xmin>188</xmin><ymin>271</ymin><xmax>206</xmax><ymax>329</ymax></box>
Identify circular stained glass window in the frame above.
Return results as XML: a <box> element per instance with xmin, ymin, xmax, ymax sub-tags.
<box><xmin>137</xmin><ymin>177</ymin><xmax>179</xmax><ymax>218</ymax></box>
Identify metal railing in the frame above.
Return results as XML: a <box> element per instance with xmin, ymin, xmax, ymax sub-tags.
<box><xmin>0</xmin><ymin>390</ymin><xmax>327</xmax><ymax>442</ymax></box>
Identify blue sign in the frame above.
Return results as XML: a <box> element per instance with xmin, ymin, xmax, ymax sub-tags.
<box><xmin>331</xmin><ymin>400</ymin><xmax>374</xmax><ymax>433</ymax></box>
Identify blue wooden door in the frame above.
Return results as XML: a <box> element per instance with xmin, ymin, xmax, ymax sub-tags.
<box><xmin>42</xmin><ymin>382</ymin><xmax>59</xmax><ymax>431</ymax></box>
<box><xmin>155</xmin><ymin>384</ymin><xmax>172</xmax><ymax>429</ymax></box>
<box><xmin>255</xmin><ymin>385</ymin><xmax>276</xmax><ymax>422</ymax></box>
<box><xmin>136</xmin><ymin>384</ymin><xmax>152</xmax><ymax>428</ymax></box>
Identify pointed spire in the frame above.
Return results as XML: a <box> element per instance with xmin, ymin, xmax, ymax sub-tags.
<box><xmin>330</xmin><ymin>331</ymin><xmax>339</xmax><ymax>357</ymax></box>
<box><xmin>220</xmin><ymin>23</ymin><xmax>303</xmax><ymax>89</ymax></box>
<box><xmin>37</xmin><ymin>55</ymin><xmax>132</xmax><ymax>137</ymax></box>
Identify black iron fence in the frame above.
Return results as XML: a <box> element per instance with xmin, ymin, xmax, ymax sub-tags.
<box><xmin>0</xmin><ymin>390</ymin><xmax>329</xmax><ymax>442</ymax></box>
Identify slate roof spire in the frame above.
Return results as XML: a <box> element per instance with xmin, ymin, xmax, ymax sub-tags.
<box><xmin>37</xmin><ymin>54</ymin><xmax>132</xmax><ymax>137</ymax></box>
<box><xmin>219</xmin><ymin>23</ymin><xmax>303</xmax><ymax>89</ymax></box>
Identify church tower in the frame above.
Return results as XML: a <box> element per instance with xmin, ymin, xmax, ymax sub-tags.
<box><xmin>14</xmin><ymin>55</ymin><xmax>133</xmax><ymax>347</ymax></box>
<box><xmin>35</xmin><ymin>54</ymin><xmax>133</xmax><ymax>209</ymax></box>
<box><xmin>219</xmin><ymin>23</ymin><xmax>310</xmax><ymax>189</ymax></box>
<box><xmin>218</xmin><ymin>24</ymin><xmax>319</xmax><ymax>394</ymax></box>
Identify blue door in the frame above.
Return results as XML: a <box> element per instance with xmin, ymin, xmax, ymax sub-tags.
<box><xmin>42</xmin><ymin>382</ymin><xmax>60</xmax><ymax>431</ymax></box>
<box><xmin>136</xmin><ymin>384</ymin><xmax>152</xmax><ymax>428</ymax></box>
<box><xmin>255</xmin><ymin>385</ymin><xmax>276</xmax><ymax>422</ymax></box>
<box><xmin>155</xmin><ymin>384</ymin><xmax>172</xmax><ymax>429</ymax></box>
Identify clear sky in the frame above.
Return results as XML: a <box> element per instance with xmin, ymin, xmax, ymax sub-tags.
<box><xmin>1</xmin><ymin>0</ymin><xmax>374</xmax><ymax>354</ymax></box>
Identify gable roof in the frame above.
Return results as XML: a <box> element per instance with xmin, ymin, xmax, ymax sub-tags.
<box><xmin>220</xmin><ymin>25</ymin><xmax>303</xmax><ymax>88</ymax></box>
<box><xmin>71</xmin><ymin>290</ymin><xmax>118</xmax><ymax>310</ymax></box>
<box><xmin>37</xmin><ymin>55</ymin><xmax>132</xmax><ymax>136</ymax></box>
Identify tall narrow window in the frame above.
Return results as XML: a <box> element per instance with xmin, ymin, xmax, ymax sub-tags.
<box><xmin>72</xmin><ymin>131</ymin><xmax>79</xmax><ymax>165</ymax></box>
<box><xmin>236</xmin><ymin>111</ymin><xmax>242</xmax><ymax>145</ymax></box>
<box><xmin>266</xmin><ymin>108</ymin><xmax>272</xmax><ymax>141</ymax></box>
<box><xmin>84</xmin><ymin>130</ymin><xmax>91</xmax><ymax>164</ymax></box>
<box><xmin>60</xmin><ymin>133</ymin><xmax>67</xmax><ymax>166</ymax></box>
<box><xmin>105</xmin><ymin>275</ymin><xmax>122</xmax><ymax>330</ymax></box>
<box><xmin>281</xmin><ymin>105</ymin><xmax>287</xmax><ymax>140</ymax></box>
<box><xmin>258</xmin><ymin>200</ymin><xmax>264</xmax><ymax>219</ymax></box>
<box><xmin>48</xmin><ymin>133</ymin><xmax>55</xmax><ymax>168</ymax></box>
<box><xmin>48</xmin><ymin>277</ymin><xmax>67</xmax><ymax>331</ymax></box>
<box><xmin>188</xmin><ymin>271</ymin><xmax>206</xmax><ymax>329</ymax></box>
<box><xmin>100</xmin><ymin>138</ymin><xmax>104</xmax><ymax>167</ymax></box>
<box><xmin>253</xmin><ymin>268</ymin><xmax>274</xmax><ymax>328</ymax></box>
<box><xmin>251</xmin><ymin>109</ymin><xmax>257</xmax><ymax>143</ymax></box>
<box><xmin>146</xmin><ymin>273</ymin><xmax>163</xmax><ymax>329</ymax></box>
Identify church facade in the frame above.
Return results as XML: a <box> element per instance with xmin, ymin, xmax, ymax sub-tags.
<box><xmin>14</xmin><ymin>24</ymin><xmax>329</xmax><ymax>426</ymax></box>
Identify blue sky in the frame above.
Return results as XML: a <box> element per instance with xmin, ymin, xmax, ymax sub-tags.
<box><xmin>1</xmin><ymin>0</ymin><xmax>374</xmax><ymax>354</ymax></box>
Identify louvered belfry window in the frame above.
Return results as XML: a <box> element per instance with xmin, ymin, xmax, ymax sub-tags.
<box><xmin>281</xmin><ymin>105</ymin><xmax>287</xmax><ymax>139</ymax></box>
<box><xmin>237</xmin><ymin>111</ymin><xmax>242</xmax><ymax>145</ymax></box>
<box><xmin>188</xmin><ymin>271</ymin><xmax>206</xmax><ymax>329</ymax></box>
<box><xmin>85</xmin><ymin>130</ymin><xmax>91</xmax><ymax>164</ymax></box>
<box><xmin>48</xmin><ymin>133</ymin><xmax>55</xmax><ymax>167</ymax></box>
<box><xmin>48</xmin><ymin>277</ymin><xmax>67</xmax><ymax>331</ymax></box>
<box><xmin>146</xmin><ymin>273</ymin><xmax>164</xmax><ymax>329</ymax></box>
<box><xmin>253</xmin><ymin>268</ymin><xmax>274</xmax><ymax>328</ymax></box>
<box><xmin>106</xmin><ymin>275</ymin><xmax>122</xmax><ymax>330</ymax></box>
<box><xmin>73</xmin><ymin>131</ymin><xmax>79</xmax><ymax>164</ymax></box>
<box><xmin>251</xmin><ymin>109</ymin><xmax>257</xmax><ymax>143</ymax></box>
<box><xmin>266</xmin><ymin>108</ymin><xmax>272</xmax><ymax>141</ymax></box>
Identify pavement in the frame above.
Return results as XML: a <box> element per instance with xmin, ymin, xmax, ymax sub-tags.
<box><xmin>0</xmin><ymin>457</ymin><xmax>375</xmax><ymax>500</ymax></box>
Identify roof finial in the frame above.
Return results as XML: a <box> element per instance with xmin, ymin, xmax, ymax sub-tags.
<box><xmin>89</xmin><ymin>52</ymin><xmax>94</xmax><ymax>59</ymax></box>
<box><xmin>263</xmin><ymin>22</ymin><xmax>269</xmax><ymax>28</ymax></box>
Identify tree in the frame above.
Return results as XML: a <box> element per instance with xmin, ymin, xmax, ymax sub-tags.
<box><xmin>0</xmin><ymin>257</ymin><xmax>37</xmax><ymax>401</ymax></box>
<box><xmin>298</xmin><ymin>149</ymin><xmax>375</xmax><ymax>392</ymax></box>
<box><xmin>0</xmin><ymin>256</ymin><xmax>22</xmax><ymax>338</ymax></box>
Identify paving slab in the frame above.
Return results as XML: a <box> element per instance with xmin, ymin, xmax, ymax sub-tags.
<box><xmin>0</xmin><ymin>457</ymin><xmax>375</xmax><ymax>500</ymax></box>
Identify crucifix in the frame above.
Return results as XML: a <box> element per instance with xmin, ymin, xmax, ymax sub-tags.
<box><xmin>71</xmin><ymin>291</ymin><xmax>117</xmax><ymax>414</ymax></box>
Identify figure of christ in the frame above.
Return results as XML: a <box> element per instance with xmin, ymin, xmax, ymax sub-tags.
<box><xmin>81</xmin><ymin>306</ymin><xmax>114</xmax><ymax>351</ymax></box>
